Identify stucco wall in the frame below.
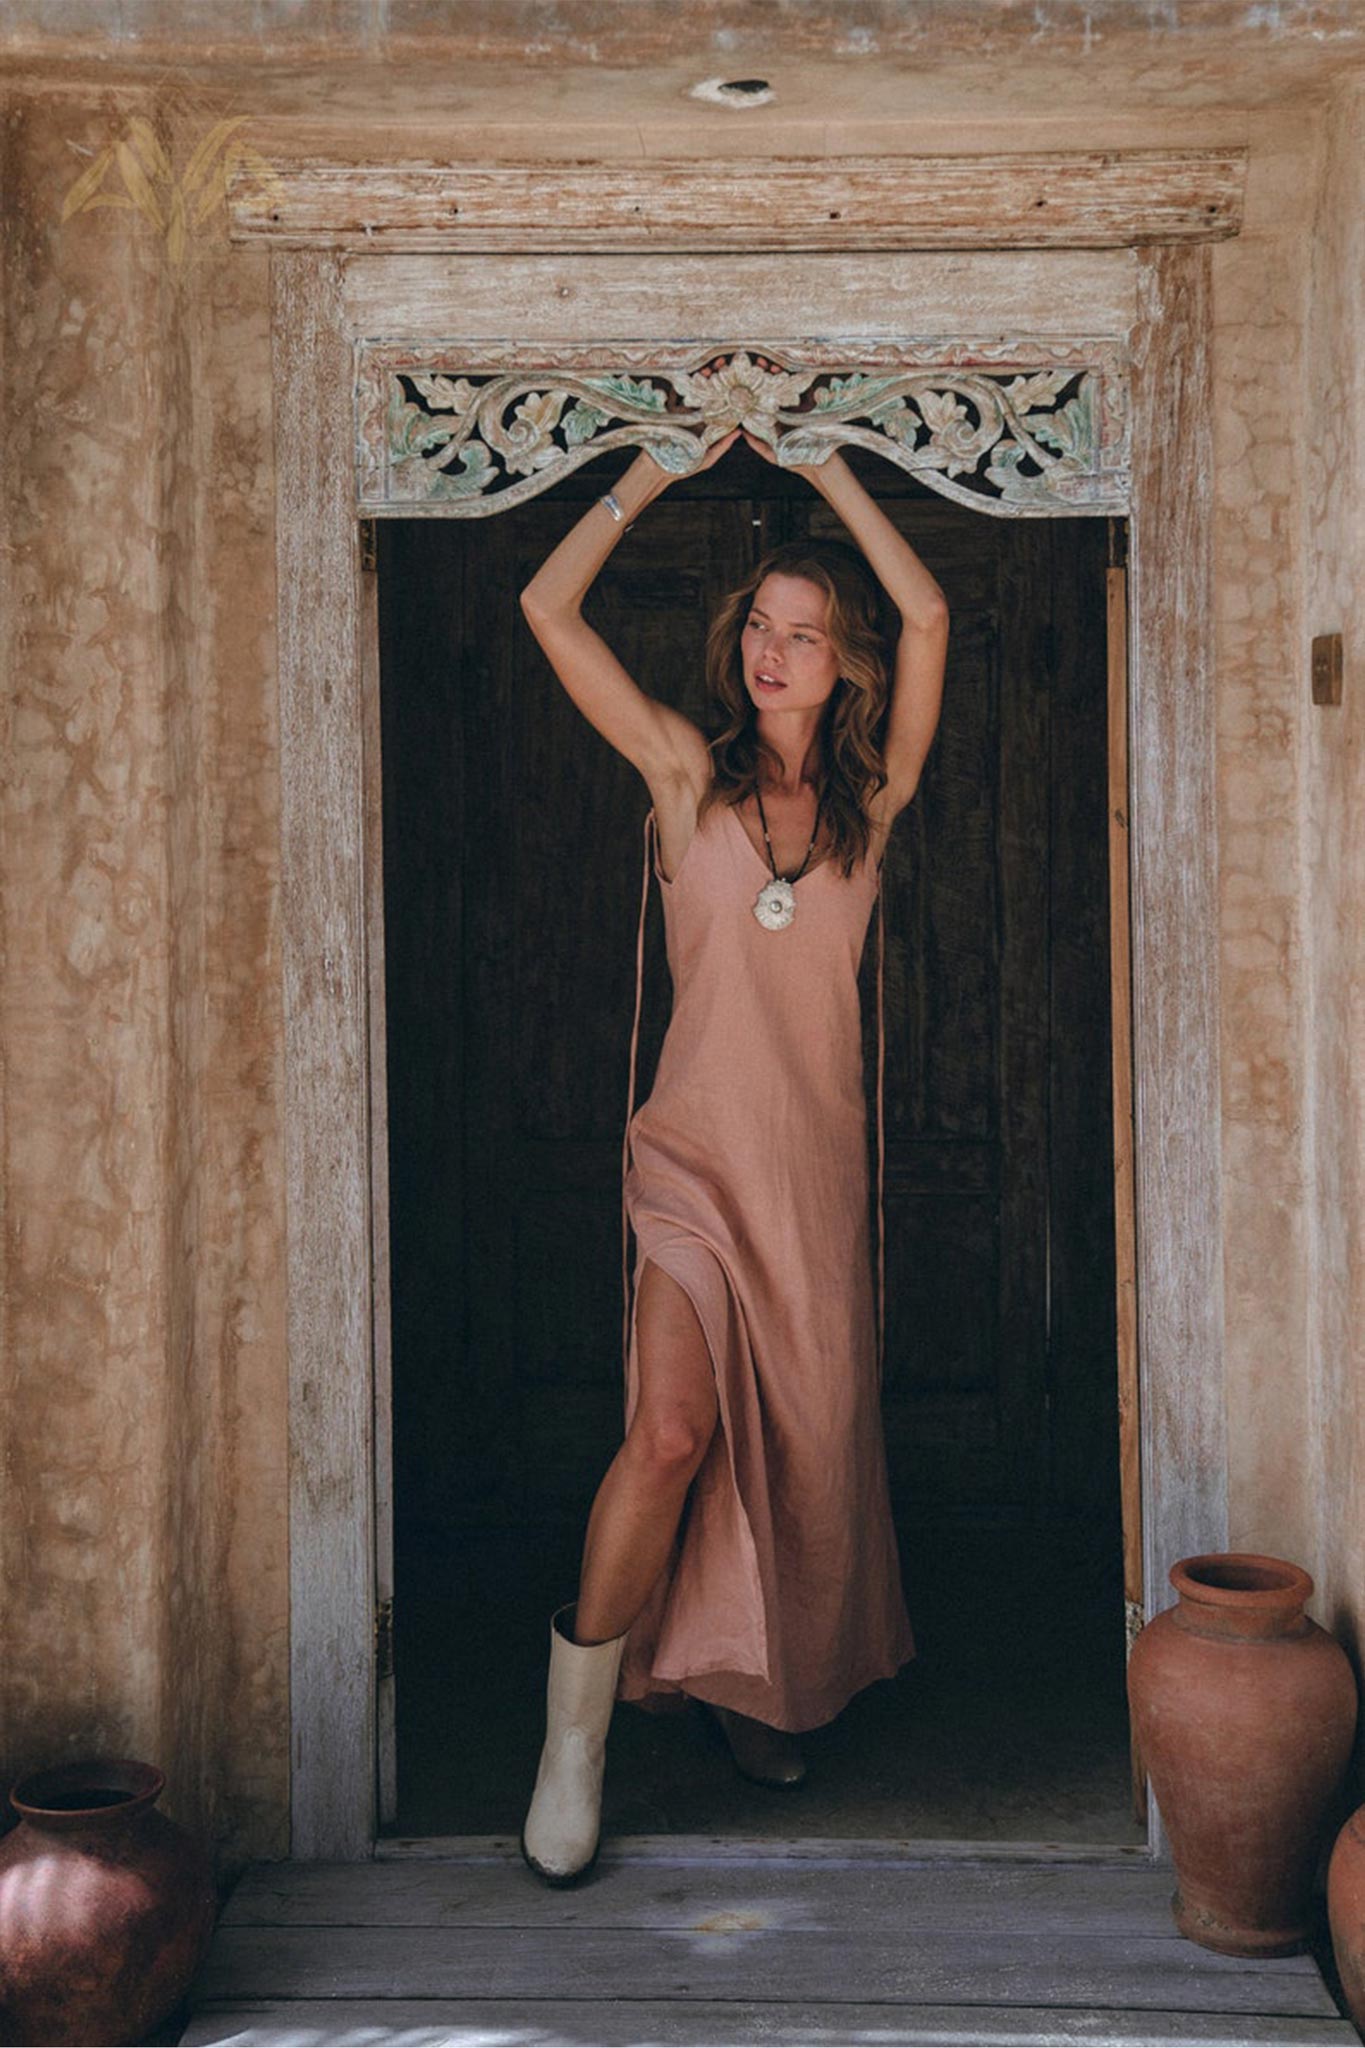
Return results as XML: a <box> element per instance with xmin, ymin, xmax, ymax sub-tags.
<box><xmin>1211</xmin><ymin>81</ymin><xmax>1365</xmax><ymax>1797</ymax></box>
<box><xmin>1302</xmin><ymin>71</ymin><xmax>1365</xmax><ymax>1761</ymax></box>
<box><xmin>1</xmin><ymin>61</ymin><xmax>1361</xmax><ymax>1878</ymax></box>
<box><xmin>1211</xmin><ymin>120</ymin><xmax>1318</xmax><ymax>1569</ymax></box>
<box><xmin>0</xmin><ymin>90</ymin><xmax>290</xmax><ymax>1877</ymax></box>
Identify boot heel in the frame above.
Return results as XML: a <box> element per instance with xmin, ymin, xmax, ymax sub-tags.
<box><xmin>704</xmin><ymin>1699</ymin><xmax>808</xmax><ymax>1787</ymax></box>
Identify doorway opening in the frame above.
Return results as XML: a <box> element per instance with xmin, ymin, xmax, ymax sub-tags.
<box><xmin>373</xmin><ymin>439</ymin><xmax>1138</xmax><ymax>1846</ymax></box>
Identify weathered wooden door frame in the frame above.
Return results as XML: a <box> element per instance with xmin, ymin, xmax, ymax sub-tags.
<box><xmin>265</xmin><ymin>200</ymin><xmax>1230</xmax><ymax>1864</ymax></box>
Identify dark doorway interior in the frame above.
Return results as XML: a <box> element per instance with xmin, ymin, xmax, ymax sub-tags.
<box><xmin>375</xmin><ymin>443</ymin><xmax>1138</xmax><ymax>1843</ymax></box>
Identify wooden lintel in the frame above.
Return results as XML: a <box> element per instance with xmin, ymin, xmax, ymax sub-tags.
<box><xmin>228</xmin><ymin>150</ymin><xmax>1246</xmax><ymax>252</ymax></box>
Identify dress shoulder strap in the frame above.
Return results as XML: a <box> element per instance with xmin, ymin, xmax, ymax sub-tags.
<box><xmin>621</xmin><ymin>805</ymin><xmax>654</xmax><ymax>1378</ymax></box>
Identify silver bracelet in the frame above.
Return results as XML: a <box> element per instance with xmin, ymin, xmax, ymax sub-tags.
<box><xmin>599</xmin><ymin>491</ymin><xmax>625</xmax><ymax>522</ymax></box>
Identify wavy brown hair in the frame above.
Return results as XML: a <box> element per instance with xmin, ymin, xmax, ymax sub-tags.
<box><xmin>698</xmin><ymin>538</ymin><xmax>897</xmax><ymax>877</ymax></box>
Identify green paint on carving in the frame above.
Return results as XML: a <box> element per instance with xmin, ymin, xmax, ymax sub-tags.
<box><xmin>773</xmin><ymin>433</ymin><xmax>832</xmax><ymax>466</ymax></box>
<box><xmin>563</xmin><ymin>401</ymin><xmax>609</xmax><ymax>445</ymax></box>
<box><xmin>428</xmin><ymin>442</ymin><xmax>496</xmax><ymax>498</ymax></box>
<box><xmin>1027</xmin><ymin>389</ymin><xmax>1093</xmax><ymax>460</ymax></box>
<box><xmin>812</xmin><ymin>373</ymin><xmax>902</xmax><ymax>410</ymax></box>
<box><xmin>869</xmin><ymin>399</ymin><xmax>920</xmax><ymax>441</ymax></box>
<box><xmin>583</xmin><ymin>375</ymin><xmax>667</xmax><ymax>412</ymax></box>
<box><xmin>388</xmin><ymin>391</ymin><xmax>463</xmax><ymax>460</ymax></box>
<box><xmin>985</xmin><ymin>442</ymin><xmax>1061</xmax><ymax>502</ymax></box>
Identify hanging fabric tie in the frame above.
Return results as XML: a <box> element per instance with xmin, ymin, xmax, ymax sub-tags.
<box><xmin>621</xmin><ymin>805</ymin><xmax>654</xmax><ymax>1380</ymax></box>
<box><xmin>875</xmin><ymin>860</ymin><xmax>887</xmax><ymax>1387</ymax></box>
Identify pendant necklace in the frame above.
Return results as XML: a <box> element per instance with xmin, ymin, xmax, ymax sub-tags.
<box><xmin>751</xmin><ymin>783</ymin><xmax>825</xmax><ymax>932</ymax></box>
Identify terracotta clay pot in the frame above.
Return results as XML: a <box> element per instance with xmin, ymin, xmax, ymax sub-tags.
<box><xmin>1327</xmin><ymin>1802</ymin><xmax>1365</xmax><ymax>2032</ymax></box>
<box><xmin>1127</xmin><ymin>1552</ymin><xmax>1358</xmax><ymax>1958</ymax></box>
<box><xmin>0</xmin><ymin>1756</ymin><xmax>219</xmax><ymax>2045</ymax></box>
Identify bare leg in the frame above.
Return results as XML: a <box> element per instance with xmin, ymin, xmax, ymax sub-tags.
<box><xmin>572</xmin><ymin>1260</ymin><xmax>718</xmax><ymax>1645</ymax></box>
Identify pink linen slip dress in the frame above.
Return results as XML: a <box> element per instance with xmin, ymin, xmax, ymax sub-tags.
<box><xmin>616</xmin><ymin>794</ymin><xmax>916</xmax><ymax>1733</ymax></box>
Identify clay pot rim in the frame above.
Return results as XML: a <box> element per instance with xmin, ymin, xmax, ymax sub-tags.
<box><xmin>1171</xmin><ymin>1550</ymin><xmax>1314</xmax><ymax>1607</ymax></box>
<box><xmin>9</xmin><ymin>1756</ymin><xmax>165</xmax><ymax>1822</ymax></box>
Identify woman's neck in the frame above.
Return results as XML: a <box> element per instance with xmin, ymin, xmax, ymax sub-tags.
<box><xmin>756</xmin><ymin>710</ymin><xmax>824</xmax><ymax>795</ymax></box>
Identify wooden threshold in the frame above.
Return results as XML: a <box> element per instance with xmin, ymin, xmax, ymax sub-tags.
<box><xmin>177</xmin><ymin>1852</ymin><xmax>1354</xmax><ymax>2048</ymax></box>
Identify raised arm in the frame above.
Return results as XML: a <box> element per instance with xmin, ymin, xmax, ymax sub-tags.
<box><xmin>742</xmin><ymin>432</ymin><xmax>949</xmax><ymax>812</ymax></box>
<box><xmin>519</xmin><ymin>430</ymin><xmax>741</xmax><ymax>796</ymax></box>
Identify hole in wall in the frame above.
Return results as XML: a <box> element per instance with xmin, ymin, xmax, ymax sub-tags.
<box><xmin>689</xmin><ymin>76</ymin><xmax>775</xmax><ymax>107</ymax></box>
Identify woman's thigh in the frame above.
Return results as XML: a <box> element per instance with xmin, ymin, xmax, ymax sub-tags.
<box><xmin>633</xmin><ymin>1257</ymin><xmax>719</xmax><ymax>1444</ymax></box>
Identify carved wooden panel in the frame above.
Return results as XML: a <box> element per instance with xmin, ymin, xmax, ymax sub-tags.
<box><xmin>357</xmin><ymin>339</ymin><xmax>1130</xmax><ymax>519</ymax></box>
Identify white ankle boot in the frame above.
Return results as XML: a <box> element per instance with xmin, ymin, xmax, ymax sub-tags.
<box><xmin>520</xmin><ymin>1601</ymin><xmax>627</xmax><ymax>1884</ymax></box>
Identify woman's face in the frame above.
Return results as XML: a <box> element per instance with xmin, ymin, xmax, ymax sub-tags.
<box><xmin>740</xmin><ymin>573</ymin><xmax>842</xmax><ymax>712</ymax></box>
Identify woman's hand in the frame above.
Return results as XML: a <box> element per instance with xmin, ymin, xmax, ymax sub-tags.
<box><xmin>694</xmin><ymin>425</ymin><xmax>743</xmax><ymax>473</ymax></box>
<box><xmin>637</xmin><ymin>423</ymin><xmax>741</xmax><ymax>481</ymax></box>
<box><xmin>618</xmin><ymin>425</ymin><xmax>741</xmax><ymax>516</ymax></box>
<box><xmin>741</xmin><ymin>426</ymin><xmax>845</xmax><ymax>494</ymax></box>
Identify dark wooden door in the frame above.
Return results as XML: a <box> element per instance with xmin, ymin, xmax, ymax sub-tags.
<box><xmin>378</xmin><ymin>446</ymin><xmax>1119</xmax><ymax>1549</ymax></box>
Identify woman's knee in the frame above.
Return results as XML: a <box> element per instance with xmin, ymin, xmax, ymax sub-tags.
<box><xmin>634</xmin><ymin>1261</ymin><xmax>719</xmax><ymax>1476</ymax></box>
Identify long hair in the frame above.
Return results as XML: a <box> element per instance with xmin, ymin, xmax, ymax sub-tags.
<box><xmin>699</xmin><ymin>538</ymin><xmax>896</xmax><ymax>877</ymax></box>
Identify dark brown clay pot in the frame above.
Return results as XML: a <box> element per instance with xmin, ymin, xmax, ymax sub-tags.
<box><xmin>0</xmin><ymin>1756</ymin><xmax>219</xmax><ymax>2045</ymax></box>
<box><xmin>1127</xmin><ymin>1553</ymin><xmax>1358</xmax><ymax>1958</ymax></box>
<box><xmin>1327</xmin><ymin>1801</ymin><xmax>1365</xmax><ymax>2032</ymax></box>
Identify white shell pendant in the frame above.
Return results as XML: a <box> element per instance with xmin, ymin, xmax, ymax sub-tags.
<box><xmin>753</xmin><ymin>877</ymin><xmax>797</xmax><ymax>930</ymax></box>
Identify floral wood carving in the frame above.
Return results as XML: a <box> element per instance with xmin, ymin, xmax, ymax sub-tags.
<box><xmin>355</xmin><ymin>339</ymin><xmax>1130</xmax><ymax>518</ymax></box>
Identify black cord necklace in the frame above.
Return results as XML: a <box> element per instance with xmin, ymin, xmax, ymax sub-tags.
<box><xmin>751</xmin><ymin>783</ymin><xmax>825</xmax><ymax>931</ymax></box>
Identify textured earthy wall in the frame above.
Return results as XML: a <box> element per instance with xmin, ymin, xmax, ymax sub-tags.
<box><xmin>1</xmin><ymin>43</ymin><xmax>1362</xmax><ymax>1877</ymax></box>
<box><xmin>0</xmin><ymin>89</ymin><xmax>289</xmax><ymax>1877</ymax></box>
<box><xmin>1209</xmin><ymin>78</ymin><xmax>1365</xmax><ymax>1795</ymax></box>
<box><xmin>1302</xmin><ymin>71</ymin><xmax>1365</xmax><ymax>1756</ymax></box>
<box><xmin>1211</xmin><ymin>119</ymin><xmax>1318</xmax><ymax>1572</ymax></box>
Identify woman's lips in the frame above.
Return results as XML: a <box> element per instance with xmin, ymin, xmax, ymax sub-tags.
<box><xmin>754</xmin><ymin>672</ymin><xmax>786</xmax><ymax>692</ymax></box>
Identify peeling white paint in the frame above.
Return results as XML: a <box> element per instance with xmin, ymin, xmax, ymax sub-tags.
<box><xmin>689</xmin><ymin>75</ymin><xmax>776</xmax><ymax>108</ymax></box>
<box><xmin>834</xmin><ymin>26</ymin><xmax>880</xmax><ymax>54</ymax></box>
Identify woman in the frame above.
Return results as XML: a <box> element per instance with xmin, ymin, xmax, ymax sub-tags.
<box><xmin>518</xmin><ymin>424</ymin><xmax>949</xmax><ymax>1884</ymax></box>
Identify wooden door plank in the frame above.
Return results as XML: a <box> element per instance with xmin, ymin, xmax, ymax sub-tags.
<box><xmin>1107</xmin><ymin>552</ymin><xmax>1146</xmax><ymax>1832</ymax></box>
<box><xmin>995</xmin><ymin>521</ymin><xmax>1054</xmax><ymax>1511</ymax></box>
<box><xmin>360</xmin><ymin>517</ymin><xmax>397</xmax><ymax>1832</ymax></box>
<box><xmin>179</xmin><ymin>1998</ymin><xmax>1357</xmax><ymax>2048</ymax></box>
<box><xmin>377</xmin><ymin>522</ymin><xmax>474</xmax><ymax>1539</ymax></box>
<box><xmin>1045</xmin><ymin>518</ymin><xmax>1121</xmax><ymax>1525</ymax></box>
